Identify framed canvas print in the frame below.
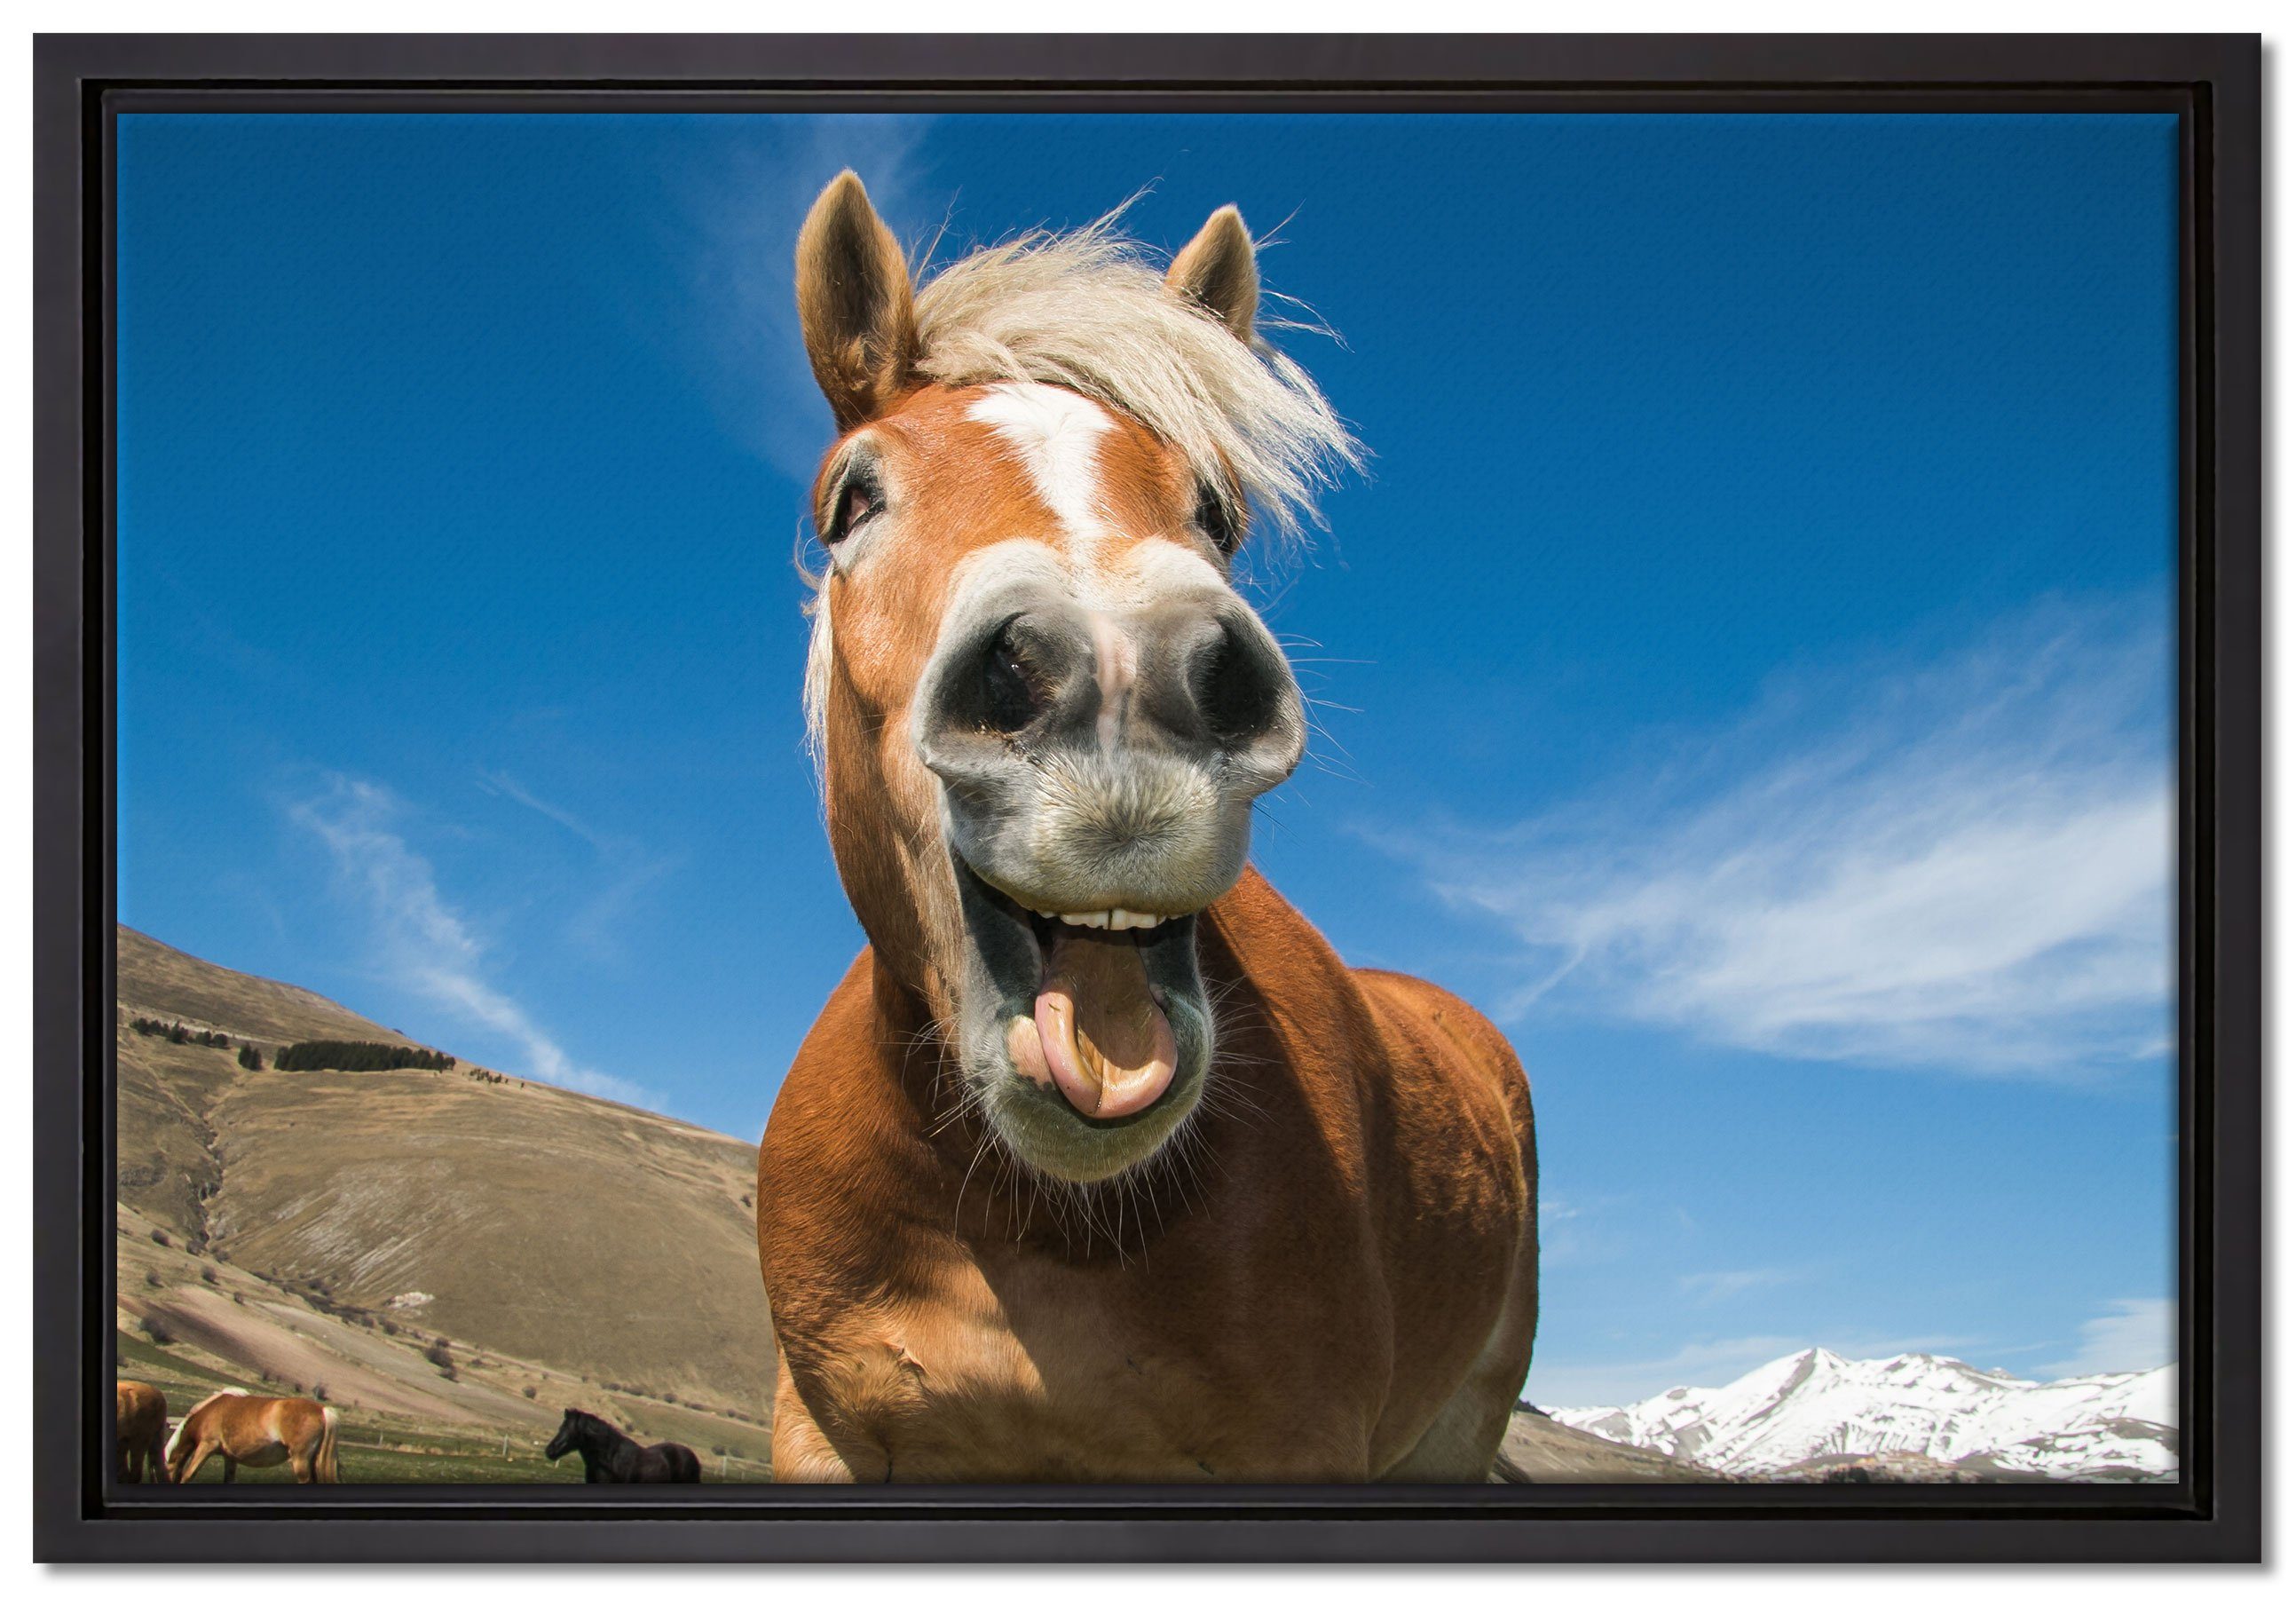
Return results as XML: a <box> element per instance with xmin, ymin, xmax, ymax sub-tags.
<box><xmin>31</xmin><ymin>32</ymin><xmax>2260</xmax><ymax>1563</ymax></box>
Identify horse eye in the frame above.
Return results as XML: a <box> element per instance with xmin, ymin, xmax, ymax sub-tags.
<box><xmin>824</xmin><ymin>475</ymin><xmax>883</xmax><ymax>547</ymax></box>
<box><xmin>1194</xmin><ymin>481</ymin><xmax>1244</xmax><ymax>556</ymax></box>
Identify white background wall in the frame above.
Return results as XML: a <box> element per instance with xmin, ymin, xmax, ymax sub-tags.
<box><xmin>4</xmin><ymin>6</ymin><xmax>2277</xmax><ymax>1588</ymax></box>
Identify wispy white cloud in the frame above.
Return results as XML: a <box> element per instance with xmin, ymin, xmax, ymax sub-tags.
<box><xmin>1679</xmin><ymin>1266</ymin><xmax>1799</xmax><ymax>1306</ymax></box>
<box><xmin>1535</xmin><ymin>1191</ymin><xmax>1701</xmax><ymax>1272</ymax></box>
<box><xmin>1393</xmin><ymin>597</ymin><xmax>2174</xmax><ymax>1077</ymax></box>
<box><xmin>1530</xmin><ymin>1192</ymin><xmax>1622</xmax><ymax>1269</ymax></box>
<box><xmin>477</xmin><ymin>767</ymin><xmax>607</xmax><ymax>850</ymax></box>
<box><xmin>671</xmin><ymin>115</ymin><xmax>939</xmax><ymax>481</ymax></box>
<box><xmin>2040</xmin><ymin>1298</ymin><xmax>2176</xmax><ymax>1378</ymax></box>
<box><xmin>288</xmin><ymin>773</ymin><xmax>663</xmax><ymax>1111</ymax></box>
<box><xmin>475</xmin><ymin>768</ymin><xmax>680</xmax><ymax>961</ymax></box>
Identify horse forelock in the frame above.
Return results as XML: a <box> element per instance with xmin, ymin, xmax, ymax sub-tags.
<box><xmin>910</xmin><ymin>210</ymin><xmax>1361</xmax><ymax>543</ymax></box>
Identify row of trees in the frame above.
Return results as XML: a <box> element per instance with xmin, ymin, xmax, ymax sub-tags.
<box><xmin>272</xmin><ymin>1040</ymin><xmax>455</xmax><ymax>1074</ymax></box>
<box><xmin>128</xmin><ymin>1017</ymin><xmax>233</xmax><ymax>1049</ymax></box>
<box><xmin>129</xmin><ymin>1017</ymin><xmax>472</xmax><ymax>1078</ymax></box>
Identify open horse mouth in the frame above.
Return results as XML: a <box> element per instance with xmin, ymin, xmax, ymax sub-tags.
<box><xmin>1013</xmin><ymin>913</ymin><xmax>1181</xmax><ymax>1119</ymax></box>
<box><xmin>953</xmin><ymin>856</ymin><xmax>1213</xmax><ymax>1183</ymax></box>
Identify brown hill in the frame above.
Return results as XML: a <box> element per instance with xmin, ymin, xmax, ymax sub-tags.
<box><xmin>118</xmin><ymin>926</ymin><xmax>413</xmax><ymax>1049</ymax></box>
<box><xmin>1495</xmin><ymin>1407</ymin><xmax>1728</xmax><ymax>1483</ymax></box>
<box><xmin>114</xmin><ymin>926</ymin><xmax>778</xmax><ymax>1458</ymax></box>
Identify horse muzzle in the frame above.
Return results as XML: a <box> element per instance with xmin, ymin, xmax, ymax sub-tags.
<box><xmin>913</xmin><ymin>574</ymin><xmax>1304</xmax><ymax>1182</ymax></box>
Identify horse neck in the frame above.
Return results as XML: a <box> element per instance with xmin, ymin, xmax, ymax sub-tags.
<box><xmin>821</xmin><ymin>681</ymin><xmax>956</xmax><ymax>1004</ymax></box>
<box><xmin>181</xmin><ymin>1394</ymin><xmax>232</xmax><ymax>1429</ymax></box>
<box><xmin>866</xmin><ymin>957</ymin><xmax>966</xmax><ymax>1118</ymax></box>
<box><xmin>582</xmin><ymin>1420</ymin><xmax>637</xmax><ymax>1464</ymax></box>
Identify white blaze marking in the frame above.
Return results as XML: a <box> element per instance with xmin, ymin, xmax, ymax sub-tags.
<box><xmin>970</xmin><ymin>384</ymin><xmax>1140</xmax><ymax>737</ymax></box>
<box><xmin>967</xmin><ymin>383</ymin><xmax>1116</xmax><ymax>557</ymax></box>
<box><xmin>1088</xmin><ymin>612</ymin><xmax>1138</xmax><ymax>752</ymax></box>
<box><xmin>953</xmin><ymin>390</ymin><xmax>1266</xmax><ymax>760</ymax></box>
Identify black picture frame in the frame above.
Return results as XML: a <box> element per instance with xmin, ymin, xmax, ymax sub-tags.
<box><xmin>32</xmin><ymin>32</ymin><xmax>2262</xmax><ymax>1563</ymax></box>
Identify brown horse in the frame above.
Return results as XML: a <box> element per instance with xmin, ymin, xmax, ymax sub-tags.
<box><xmin>166</xmin><ymin>1388</ymin><xmax>341</xmax><ymax>1484</ymax></box>
<box><xmin>758</xmin><ymin>174</ymin><xmax>1536</xmax><ymax>1483</ymax></box>
<box><xmin>115</xmin><ymin>1380</ymin><xmax>170</xmax><ymax>1484</ymax></box>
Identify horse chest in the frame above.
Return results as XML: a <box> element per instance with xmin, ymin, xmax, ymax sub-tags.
<box><xmin>819</xmin><ymin>1248</ymin><xmax>1381</xmax><ymax>1482</ymax></box>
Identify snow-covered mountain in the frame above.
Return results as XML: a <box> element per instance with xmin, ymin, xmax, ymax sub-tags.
<box><xmin>1549</xmin><ymin>1349</ymin><xmax>2177</xmax><ymax>1482</ymax></box>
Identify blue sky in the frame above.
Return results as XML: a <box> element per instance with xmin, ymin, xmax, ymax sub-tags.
<box><xmin>116</xmin><ymin>111</ymin><xmax>2180</xmax><ymax>1407</ymax></box>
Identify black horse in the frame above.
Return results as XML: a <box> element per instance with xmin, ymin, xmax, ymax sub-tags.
<box><xmin>544</xmin><ymin>1408</ymin><xmax>703</xmax><ymax>1484</ymax></box>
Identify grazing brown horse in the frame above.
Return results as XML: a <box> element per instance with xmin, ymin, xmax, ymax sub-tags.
<box><xmin>115</xmin><ymin>1380</ymin><xmax>170</xmax><ymax>1484</ymax></box>
<box><xmin>166</xmin><ymin>1388</ymin><xmax>341</xmax><ymax>1483</ymax></box>
<box><xmin>758</xmin><ymin>173</ymin><xmax>1537</xmax><ymax>1483</ymax></box>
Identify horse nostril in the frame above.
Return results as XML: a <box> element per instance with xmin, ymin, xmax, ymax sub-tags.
<box><xmin>1195</xmin><ymin>616</ymin><xmax>1293</xmax><ymax>748</ymax></box>
<box><xmin>982</xmin><ymin>627</ymin><xmax>1045</xmax><ymax>735</ymax></box>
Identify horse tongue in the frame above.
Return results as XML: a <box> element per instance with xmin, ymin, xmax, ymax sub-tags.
<box><xmin>1033</xmin><ymin>931</ymin><xmax>1177</xmax><ymax>1119</ymax></box>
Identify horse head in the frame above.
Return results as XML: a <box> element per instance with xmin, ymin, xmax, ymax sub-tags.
<box><xmin>793</xmin><ymin>172</ymin><xmax>1356</xmax><ymax>1185</ymax></box>
<box><xmin>544</xmin><ymin>1408</ymin><xmax>588</xmax><ymax>1460</ymax></box>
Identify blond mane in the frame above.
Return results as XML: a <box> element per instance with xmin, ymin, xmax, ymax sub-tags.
<box><xmin>185</xmin><ymin>1387</ymin><xmax>249</xmax><ymax>1420</ymax></box>
<box><xmin>910</xmin><ymin>210</ymin><xmax>1361</xmax><ymax>542</ymax></box>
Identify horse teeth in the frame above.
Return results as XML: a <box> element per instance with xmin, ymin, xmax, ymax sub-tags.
<box><xmin>1048</xmin><ymin>908</ymin><xmax>1175</xmax><ymax>930</ymax></box>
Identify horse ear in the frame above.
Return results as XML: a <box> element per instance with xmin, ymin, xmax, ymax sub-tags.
<box><xmin>1166</xmin><ymin>205</ymin><xmax>1258</xmax><ymax>341</ymax></box>
<box><xmin>796</xmin><ymin>170</ymin><xmax>919</xmax><ymax>431</ymax></box>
